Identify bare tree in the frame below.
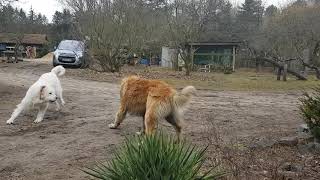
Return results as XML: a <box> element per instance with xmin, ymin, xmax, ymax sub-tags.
<box><xmin>63</xmin><ymin>0</ymin><xmax>167</xmax><ymax>72</ymax></box>
<box><xmin>164</xmin><ymin>0</ymin><xmax>207</xmax><ymax>75</ymax></box>
<box><xmin>256</xmin><ymin>3</ymin><xmax>320</xmax><ymax>79</ymax></box>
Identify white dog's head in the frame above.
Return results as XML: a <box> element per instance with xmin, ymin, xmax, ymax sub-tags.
<box><xmin>40</xmin><ymin>85</ymin><xmax>57</xmax><ymax>103</ymax></box>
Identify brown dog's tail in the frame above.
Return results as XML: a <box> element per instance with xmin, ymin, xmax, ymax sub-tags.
<box><xmin>172</xmin><ymin>86</ymin><xmax>196</xmax><ymax>109</ymax></box>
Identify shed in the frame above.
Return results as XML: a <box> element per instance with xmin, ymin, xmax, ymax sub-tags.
<box><xmin>189</xmin><ymin>42</ymin><xmax>240</xmax><ymax>71</ymax></box>
<box><xmin>0</xmin><ymin>33</ymin><xmax>48</xmax><ymax>58</ymax></box>
<box><xmin>161</xmin><ymin>41</ymin><xmax>240</xmax><ymax>71</ymax></box>
<box><xmin>0</xmin><ymin>33</ymin><xmax>48</xmax><ymax>46</ymax></box>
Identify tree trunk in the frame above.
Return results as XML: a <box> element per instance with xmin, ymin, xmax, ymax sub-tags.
<box><xmin>277</xmin><ymin>67</ymin><xmax>282</xmax><ymax>81</ymax></box>
<box><xmin>186</xmin><ymin>68</ymin><xmax>190</xmax><ymax>76</ymax></box>
<box><xmin>283</xmin><ymin>63</ymin><xmax>287</xmax><ymax>81</ymax></box>
<box><xmin>301</xmin><ymin>62</ymin><xmax>320</xmax><ymax>80</ymax></box>
<box><xmin>256</xmin><ymin>58</ymin><xmax>261</xmax><ymax>72</ymax></box>
<box><xmin>303</xmin><ymin>49</ymin><xmax>310</xmax><ymax>77</ymax></box>
<box><xmin>185</xmin><ymin>62</ymin><xmax>191</xmax><ymax>76</ymax></box>
<box><xmin>315</xmin><ymin>69</ymin><xmax>320</xmax><ymax>79</ymax></box>
<box><xmin>173</xmin><ymin>50</ymin><xmax>179</xmax><ymax>71</ymax></box>
<box><xmin>257</xmin><ymin>57</ymin><xmax>307</xmax><ymax>80</ymax></box>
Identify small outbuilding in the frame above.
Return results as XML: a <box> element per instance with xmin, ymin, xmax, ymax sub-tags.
<box><xmin>0</xmin><ymin>33</ymin><xmax>48</xmax><ymax>58</ymax></box>
<box><xmin>161</xmin><ymin>41</ymin><xmax>240</xmax><ymax>71</ymax></box>
<box><xmin>190</xmin><ymin>41</ymin><xmax>240</xmax><ymax>71</ymax></box>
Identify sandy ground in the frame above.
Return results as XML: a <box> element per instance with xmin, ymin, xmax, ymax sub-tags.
<box><xmin>0</xmin><ymin>57</ymin><xmax>317</xmax><ymax>179</ymax></box>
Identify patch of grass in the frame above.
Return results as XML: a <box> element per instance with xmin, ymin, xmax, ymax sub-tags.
<box><xmin>163</xmin><ymin>71</ymin><xmax>320</xmax><ymax>91</ymax></box>
<box><xmin>68</xmin><ymin>66</ymin><xmax>319</xmax><ymax>91</ymax></box>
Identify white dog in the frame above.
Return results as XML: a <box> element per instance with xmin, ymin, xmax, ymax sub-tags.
<box><xmin>6</xmin><ymin>65</ymin><xmax>66</xmax><ymax>124</ymax></box>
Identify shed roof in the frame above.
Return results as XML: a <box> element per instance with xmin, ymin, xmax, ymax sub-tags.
<box><xmin>189</xmin><ymin>41</ymin><xmax>241</xmax><ymax>46</ymax></box>
<box><xmin>0</xmin><ymin>33</ymin><xmax>48</xmax><ymax>45</ymax></box>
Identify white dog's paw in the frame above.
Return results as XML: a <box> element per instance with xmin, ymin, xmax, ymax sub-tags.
<box><xmin>34</xmin><ymin>119</ymin><xmax>42</xmax><ymax>123</ymax></box>
<box><xmin>61</xmin><ymin>100</ymin><xmax>66</xmax><ymax>106</ymax></box>
<box><xmin>55</xmin><ymin>106</ymin><xmax>61</xmax><ymax>111</ymax></box>
<box><xmin>6</xmin><ymin>119</ymin><xmax>14</xmax><ymax>125</ymax></box>
<box><xmin>136</xmin><ymin>131</ymin><xmax>143</xmax><ymax>135</ymax></box>
<box><xmin>108</xmin><ymin>123</ymin><xmax>118</xmax><ymax>129</ymax></box>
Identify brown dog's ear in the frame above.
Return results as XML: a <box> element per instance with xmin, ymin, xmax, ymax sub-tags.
<box><xmin>39</xmin><ymin>85</ymin><xmax>46</xmax><ymax>100</ymax></box>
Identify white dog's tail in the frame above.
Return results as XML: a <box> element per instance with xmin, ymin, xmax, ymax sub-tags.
<box><xmin>51</xmin><ymin>65</ymin><xmax>65</xmax><ymax>77</ymax></box>
<box><xmin>172</xmin><ymin>86</ymin><xmax>196</xmax><ymax>109</ymax></box>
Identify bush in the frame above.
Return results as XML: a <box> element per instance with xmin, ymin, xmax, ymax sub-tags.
<box><xmin>299</xmin><ymin>87</ymin><xmax>320</xmax><ymax>140</ymax></box>
<box><xmin>37</xmin><ymin>45</ymin><xmax>50</xmax><ymax>58</ymax></box>
<box><xmin>83</xmin><ymin>133</ymin><xmax>225</xmax><ymax>180</ymax></box>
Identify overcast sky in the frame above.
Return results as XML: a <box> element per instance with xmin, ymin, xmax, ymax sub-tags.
<box><xmin>13</xmin><ymin>0</ymin><xmax>63</xmax><ymax>22</ymax></box>
<box><xmin>13</xmin><ymin>0</ymin><xmax>288</xmax><ymax>23</ymax></box>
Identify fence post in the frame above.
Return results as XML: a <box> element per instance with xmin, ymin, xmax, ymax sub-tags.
<box><xmin>277</xmin><ymin>67</ymin><xmax>282</xmax><ymax>81</ymax></box>
<box><xmin>302</xmin><ymin>49</ymin><xmax>310</xmax><ymax>77</ymax></box>
<box><xmin>232</xmin><ymin>46</ymin><xmax>236</xmax><ymax>71</ymax></box>
<box><xmin>283</xmin><ymin>63</ymin><xmax>288</xmax><ymax>81</ymax></box>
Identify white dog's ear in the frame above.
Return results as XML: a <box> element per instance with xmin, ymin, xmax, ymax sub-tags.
<box><xmin>39</xmin><ymin>85</ymin><xmax>46</xmax><ymax>100</ymax></box>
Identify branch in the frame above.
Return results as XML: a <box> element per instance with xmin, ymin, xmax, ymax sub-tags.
<box><xmin>299</xmin><ymin>57</ymin><xmax>320</xmax><ymax>79</ymax></box>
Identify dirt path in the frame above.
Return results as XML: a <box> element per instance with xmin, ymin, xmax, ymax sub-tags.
<box><xmin>0</xmin><ymin>60</ymin><xmax>304</xmax><ymax>179</ymax></box>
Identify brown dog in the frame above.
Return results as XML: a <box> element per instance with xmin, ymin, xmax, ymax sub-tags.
<box><xmin>109</xmin><ymin>76</ymin><xmax>196</xmax><ymax>139</ymax></box>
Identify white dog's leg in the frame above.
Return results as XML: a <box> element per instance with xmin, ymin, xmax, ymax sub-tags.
<box><xmin>7</xmin><ymin>104</ymin><xmax>24</xmax><ymax>124</ymax></box>
<box><xmin>56</xmin><ymin>83</ymin><xmax>65</xmax><ymax>106</ymax></box>
<box><xmin>60</xmin><ymin>96</ymin><xmax>65</xmax><ymax>106</ymax></box>
<box><xmin>34</xmin><ymin>103</ymin><xmax>48</xmax><ymax>123</ymax></box>
<box><xmin>55</xmin><ymin>101</ymin><xmax>61</xmax><ymax>111</ymax></box>
<box><xmin>54</xmin><ymin>86</ymin><xmax>62</xmax><ymax>111</ymax></box>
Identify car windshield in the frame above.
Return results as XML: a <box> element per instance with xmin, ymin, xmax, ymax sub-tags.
<box><xmin>58</xmin><ymin>41</ymin><xmax>84</xmax><ymax>51</ymax></box>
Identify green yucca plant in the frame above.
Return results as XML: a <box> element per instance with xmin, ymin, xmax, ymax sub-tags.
<box><xmin>299</xmin><ymin>87</ymin><xmax>320</xmax><ymax>140</ymax></box>
<box><xmin>83</xmin><ymin>132</ymin><xmax>225</xmax><ymax>180</ymax></box>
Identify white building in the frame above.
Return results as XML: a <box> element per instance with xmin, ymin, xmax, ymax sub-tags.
<box><xmin>161</xmin><ymin>46</ymin><xmax>175</xmax><ymax>68</ymax></box>
<box><xmin>161</xmin><ymin>46</ymin><xmax>184</xmax><ymax>68</ymax></box>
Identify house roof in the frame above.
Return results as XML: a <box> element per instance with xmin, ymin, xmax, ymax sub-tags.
<box><xmin>0</xmin><ymin>33</ymin><xmax>48</xmax><ymax>45</ymax></box>
<box><xmin>189</xmin><ymin>41</ymin><xmax>241</xmax><ymax>46</ymax></box>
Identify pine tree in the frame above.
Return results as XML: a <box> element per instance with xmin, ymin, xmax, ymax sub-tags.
<box><xmin>265</xmin><ymin>5</ymin><xmax>278</xmax><ymax>17</ymax></box>
<box><xmin>292</xmin><ymin>0</ymin><xmax>307</xmax><ymax>7</ymax></box>
<box><xmin>236</xmin><ymin>0</ymin><xmax>264</xmax><ymax>38</ymax></box>
<box><xmin>18</xmin><ymin>8</ymin><xmax>27</xmax><ymax>22</ymax></box>
<box><xmin>28</xmin><ymin>6</ymin><xmax>35</xmax><ymax>24</ymax></box>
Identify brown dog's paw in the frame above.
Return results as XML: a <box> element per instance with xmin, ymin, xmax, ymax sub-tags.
<box><xmin>108</xmin><ymin>123</ymin><xmax>118</xmax><ymax>129</ymax></box>
<box><xmin>136</xmin><ymin>131</ymin><xmax>145</xmax><ymax>135</ymax></box>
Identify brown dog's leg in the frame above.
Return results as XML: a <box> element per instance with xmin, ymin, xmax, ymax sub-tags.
<box><xmin>145</xmin><ymin>109</ymin><xmax>157</xmax><ymax>135</ymax></box>
<box><xmin>165</xmin><ymin>113</ymin><xmax>183</xmax><ymax>141</ymax></box>
<box><xmin>109</xmin><ymin>104</ymin><xmax>127</xmax><ymax>129</ymax></box>
<box><xmin>141</xmin><ymin>116</ymin><xmax>146</xmax><ymax>134</ymax></box>
<box><xmin>136</xmin><ymin>117</ymin><xmax>145</xmax><ymax>135</ymax></box>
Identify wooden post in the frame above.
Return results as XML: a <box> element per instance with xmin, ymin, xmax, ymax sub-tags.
<box><xmin>173</xmin><ymin>49</ymin><xmax>179</xmax><ymax>70</ymax></box>
<box><xmin>232</xmin><ymin>46</ymin><xmax>236</xmax><ymax>71</ymax></box>
<box><xmin>191</xmin><ymin>44</ymin><xmax>194</xmax><ymax>70</ymax></box>
<box><xmin>277</xmin><ymin>67</ymin><xmax>282</xmax><ymax>81</ymax></box>
<box><xmin>283</xmin><ymin>63</ymin><xmax>287</xmax><ymax>81</ymax></box>
<box><xmin>256</xmin><ymin>58</ymin><xmax>262</xmax><ymax>73</ymax></box>
<box><xmin>303</xmin><ymin>49</ymin><xmax>310</xmax><ymax>77</ymax></box>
